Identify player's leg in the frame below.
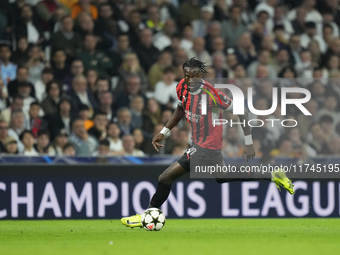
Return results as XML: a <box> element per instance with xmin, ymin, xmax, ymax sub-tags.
<box><xmin>121</xmin><ymin>159</ymin><xmax>188</xmax><ymax>228</ymax></box>
<box><xmin>149</xmin><ymin>162</ymin><xmax>187</xmax><ymax>208</ymax></box>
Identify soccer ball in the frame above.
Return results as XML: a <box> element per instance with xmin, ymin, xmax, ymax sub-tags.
<box><xmin>141</xmin><ymin>208</ymin><xmax>166</xmax><ymax>231</ymax></box>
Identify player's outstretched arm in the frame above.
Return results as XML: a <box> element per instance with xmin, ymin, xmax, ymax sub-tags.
<box><xmin>152</xmin><ymin>105</ymin><xmax>185</xmax><ymax>151</ymax></box>
<box><xmin>237</xmin><ymin>111</ymin><xmax>256</xmax><ymax>162</ymax></box>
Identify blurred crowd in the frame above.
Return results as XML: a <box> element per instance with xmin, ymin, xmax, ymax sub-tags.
<box><xmin>0</xmin><ymin>0</ymin><xmax>340</xmax><ymax>160</ymax></box>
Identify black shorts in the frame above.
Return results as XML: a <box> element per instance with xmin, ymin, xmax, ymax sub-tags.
<box><xmin>177</xmin><ymin>143</ymin><xmax>224</xmax><ymax>172</ymax></box>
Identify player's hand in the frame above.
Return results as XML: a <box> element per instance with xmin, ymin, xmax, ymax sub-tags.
<box><xmin>152</xmin><ymin>133</ymin><xmax>165</xmax><ymax>152</ymax></box>
<box><xmin>243</xmin><ymin>145</ymin><xmax>256</xmax><ymax>162</ymax></box>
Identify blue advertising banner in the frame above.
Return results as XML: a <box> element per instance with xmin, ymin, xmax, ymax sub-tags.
<box><xmin>0</xmin><ymin>165</ymin><xmax>339</xmax><ymax>219</ymax></box>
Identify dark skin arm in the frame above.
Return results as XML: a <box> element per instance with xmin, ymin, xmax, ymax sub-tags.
<box><xmin>237</xmin><ymin>111</ymin><xmax>256</xmax><ymax>162</ymax></box>
<box><xmin>152</xmin><ymin>104</ymin><xmax>185</xmax><ymax>152</ymax></box>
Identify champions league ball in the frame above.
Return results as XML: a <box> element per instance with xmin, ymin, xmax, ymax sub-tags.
<box><xmin>141</xmin><ymin>208</ymin><xmax>166</xmax><ymax>231</ymax></box>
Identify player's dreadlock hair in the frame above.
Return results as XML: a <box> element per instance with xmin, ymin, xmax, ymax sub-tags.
<box><xmin>182</xmin><ymin>57</ymin><xmax>209</xmax><ymax>73</ymax></box>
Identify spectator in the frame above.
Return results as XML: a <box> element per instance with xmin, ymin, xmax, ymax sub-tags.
<box><xmin>45</xmin><ymin>97</ymin><xmax>73</xmax><ymax>139</ymax></box>
<box><xmin>0</xmin><ymin>95</ymin><xmax>24</xmax><ymax>125</ymax></box>
<box><xmin>113</xmin><ymin>134</ymin><xmax>145</xmax><ymax>157</ymax></box>
<box><xmin>153</xmin><ymin>19</ymin><xmax>177</xmax><ymax>51</ymax></box>
<box><xmin>2</xmin><ymin>136</ymin><xmax>19</xmax><ymax>155</ymax></box>
<box><xmin>75</xmin><ymin>12</ymin><xmax>96</xmax><ymax>39</ymax></box>
<box><xmin>93</xmin><ymin>77</ymin><xmax>110</xmax><ymax>100</ymax></box>
<box><xmin>180</xmin><ymin>24</ymin><xmax>194</xmax><ymax>51</ymax></box>
<box><xmin>286</xmin><ymin>34</ymin><xmax>304</xmax><ymax>66</ymax></box>
<box><xmin>145</xmin><ymin>5</ymin><xmax>163</xmax><ymax>34</ymax></box>
<box><xmin>51</xmin><ymin>15</ymin><xmax>82</xmax><ymax>58</ymax></box>
<box><xmin>179</xmin><ymin>0</ymin><xmax>201</xmax><ymax>25</ymax></box>
<box><xmin>154</xmin><ymin>66</ymin><xmax>178</xmax><ymax>109</ymax></box>
<box><xmin>98</xmin><ymin>91</ymin><xmax>115</xmax><ymax>122</ymax></box>
<box><xmin>7</xmin><ymin>66</ymin><xmax>35</xmax><ymax>99</ymax></box>
<box><xmin>211</xmin><ymin>52</ymin><xmax>228</xmax><ymax>79</ymax></box>
<box><xmin>71</xmin><ymin>0</ymin><xmax>98</xmax><ymax>20</ymax></box>
<box><xmin>51</xmin><ymin>129</ymin><xmax>68</xmax><ymax>156</ymax></box>
<box><xmin>148</xmin><ymin>51</ymin><xmax>173</xmax><ymax>91</ymax></box>
<box><xmin>34</xmin><ymin>68</ymin><xmax>54</xmax><ymax>103</ymax></box>
<box><xmin>210</xmin><ymin>36</ymin><xmax>225</xmax><ymax>55</ymax></box>
<box><xmin>204</xmin><ymin>22</ymin><xmax>222</xmax><ymax>54</ymax></box>
<box><xmin>318</xmin><ymin>95</ymin><xmax>339</xmax><ymax>125</ymax></box>
<box><xmin>291</xmin><ymin>8</ymin><xmax>307</xmax><ymax>35</ymax></box>
<box><xmin>309</xmin><ymin>122</ymin><xmax>329</xmax><ymax>153</ymax></box>
<box><xmin>130</xmin><ymin>96</ymin><xmax>144</xmax><ymax>130</ymax></box>
<box><xmin>95</xmin><ymin>139</ymin><xmax>111</xmax><ymax>158</ymax></box>
<box><xmin>255</xmin><ymin>0</ymin><xmax>277</xmax><ymax>19</ymax></box>
<box><xmin>112</xmin><ymin>33</ymin><xmax>133</xmax><ymax>62</ymax></box>
<box><xmin>27</xmin><ymin>102</ymin><xmax>46</xmax><ymax>137</ymax></box>
<box><xmin>11</xmin><ymin>37</ymin><xmax>29</xmax><ymax>66</ymax></box>
<box><xmin>35</xmin><ymin>0</ymin><xmax>70</xmax><ymax>25</ymax></box>
<box><xmin>0</xmin><ymin>43</ymin><xmax>17</xmax><ymax>86</ymax></box>
<box><xmin>51</xmin><ymin>50</ymin><xmax>70</xmax><ymax>82</ymax></box>
<box><xmin>221</xmin><ymin>5</ymin><xmax>247</xmax><ymax>48</ymax></box>
<box><xmin>126</xmin><ymin>10</ymin><xmax>145</xmax><ymax>46</ymax></box>
<box><xmin>86</xmin><ymin>69</ymin><xmax>99</xmax><ymax>93</ymax></box>
<box><xmin>186</xmin><ymin>37</ymin><xmax>212</xmax><ymax>66</ymax></box>
<box><xmin>287</xmin><ymin>0</ymin><xmax>322</xmax><ymax>23</ymax></box>
<box><xmin>319</xmin><ymin>115</ymin><xmax>335</xmax><ymax>141</ymax></box>
<box><xmin>88</xmin><ymin>111</ymin><xmax>108</xmax><ymax>141</ymax></box>
<box><xmin>117</xmin><ymin>107</ymin><xmax>133</xmax><ymax>137</ymax></box>
<box><xmin>40</xmin><ymin>80</ymin><xmax>61</xmax><ymax>116</ymax></box>
<box><xmin>15</xmin><ymin>4</ymin><xmax>44</xmax><ymax>45</ymax></box>
<box><xmin>271</xmin><ymin>48</ymin><xmax>290</xmax><ymax>73</ymax></box>
<box><xmin>107</xmin><ymin>122</ymin><xmax>123</xmax><ymax>152</ymax></box>
<box><xmin>308</xmin><ymin>40</ymin><xmax>322</xmax><ymax>67</ymax></box>
<box><xmin>68</xmin><ymin>119</ymin><xmax>98</xmax><ymax>156</ymax></box>
<box><xmin>117</xmin><ymin>53</ymin><xmax>148</xmax><ymax>93</ymax></box>
<box><xmin>19</xmin><ymin>130</ymin><xmax>39</xmax><ymax>156</ymax></box>
<box><xmin>62</xmin><ymin>59</ymin><xmax>85</xmax><ymax>91</ymax></box>
<box><xmin>295</xmin><ymin>50</ymin><xmax>314</xmax><ymax>78</ymax></box>
<box><xmin>17</xmin><ymin>81</ymin><xmax>39</xmax><ymax>119</ymax></box>
<box><xmin>34</xmin><ymin>129</ymin><xmax>53</xmax><ymax>155</ymax></box>
<box><xmin>0</xmin><ymin>79</ymin><xmax>9</xmax><ymax>111</ymax></box>
<box><xmin>296</xmin><ymin>98</ymin><xmax>319</xmax><ymax>140</ymax></box>
<box><xmin>324</xmin><ymin>135</ymin><xmax>340</xmax><ymax>155</ymax></box>
<box><xmin>247</xmin><ymin>50</ymin><xmax>277</xmax><ymax>78</ymax></box>
<box><xmin>222</xmin><ymin>126</ymin><xmax>243</xmax><ymax>157</ymax></box>
<box><xmin>134</xmin><ymin>28</ymin><xmax>160</xmax><ymax>73</ymax></box>
<box><xmin>77</xmin><ymin>33</ymin><xmax>113</xmax><ymax>78</ymax></box>
<box><xmin>192</xmin><ymin>5</ymin><xmax>214</xmax><ymax>38</ymax></box>
<box><xmin>62</xmin><ymin>142</ymin><xmax>76</xmax><ymax>156</ymax></box>
<box><xmin>0</xmin><ymin>120</ymin><xmax>9</xmax><ymax>152</ymax></box>
<box><xmin>176</xmin><ymin>128</ymin><xmax>190</xmax><ymax>153</ymax></box>
<box><xmin>132</xmin><ymin>128</ymin><xmax>148</xmax><ymax>154</ymax></box>
<box><xmin>286</xmin><ymin>127</ymin><xmax>317</xmax><ymax>157</ymax></box>
<box><xmin>142</xmin><ymin>98</ymin><xmax>161</xmax><ymax>134</ymax></box>
<box><xmin>225</xmin><ymin>53</ymin><xmax>239</xmax><ymax>78</ymax></box>
<box><xmin>270</xmin><ymin>139</ymin><xmax>294</xmax><ymax>157</ymax></box>
<box><xmin>68</xmin><ymin>74</ymin><xmax>99</xmax><ymax>116</ymax></box>
<box><xmin>116</xmin><ymin>76</ymin><xmax>146</xmax><ymax>109</ymax></box>
<box><xmin>321</xmin><ymin>38</ymin><xmax>340</xmax><ymax>67</ymax></box>
<box><xmin>78</xmin><ymin>104</ymin><xmax>94</xmax><ymax>130</ymax></box>
<box><xmin>26</xmin><ymin>45</ymin><xmax>46</xmax><ymax>84</ymax></box>
<box><xmin>300</xmin><ymin>22</ymin><xmax>326</xmax><ymax>53</ymax></box>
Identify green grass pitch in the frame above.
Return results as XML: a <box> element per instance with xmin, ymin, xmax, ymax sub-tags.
<box><xmin>1</xmin><ymin>219</ymin><xmax>340</xmax><ymax>255</ymax></box>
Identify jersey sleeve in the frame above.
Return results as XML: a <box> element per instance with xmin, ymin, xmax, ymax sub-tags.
<box><xmin>176</xmin><ymin>79</ymin><xmax>185</xmax><ymax>106</ymax></box>
<box><xmin>213</xmin><ymin>90</ymin><xmax>233</xmax><ymax>112</ymax></box>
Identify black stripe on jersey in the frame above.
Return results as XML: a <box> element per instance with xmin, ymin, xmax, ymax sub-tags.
<box><xmin>194</xmin><ymin>94</ymin><xmax>200</xmax><ymax>143</ymax></box>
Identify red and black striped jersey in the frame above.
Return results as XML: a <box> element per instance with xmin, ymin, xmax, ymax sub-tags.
<box><xmin>176</xmin><ymin>79</ymin><xmax>233</xmax><ymax>150</ymax></box>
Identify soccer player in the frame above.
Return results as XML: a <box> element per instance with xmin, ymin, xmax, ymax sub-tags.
<box><xmin>121</xmin><ymin>58</ymin><xmax>294</xmax><ymax>228</ymax></box>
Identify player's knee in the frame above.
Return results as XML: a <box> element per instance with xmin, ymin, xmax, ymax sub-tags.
<box><xmin>158</xmin><ymin>173</ymin><xmax>173</xmax><ymax>185</ymax></box>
